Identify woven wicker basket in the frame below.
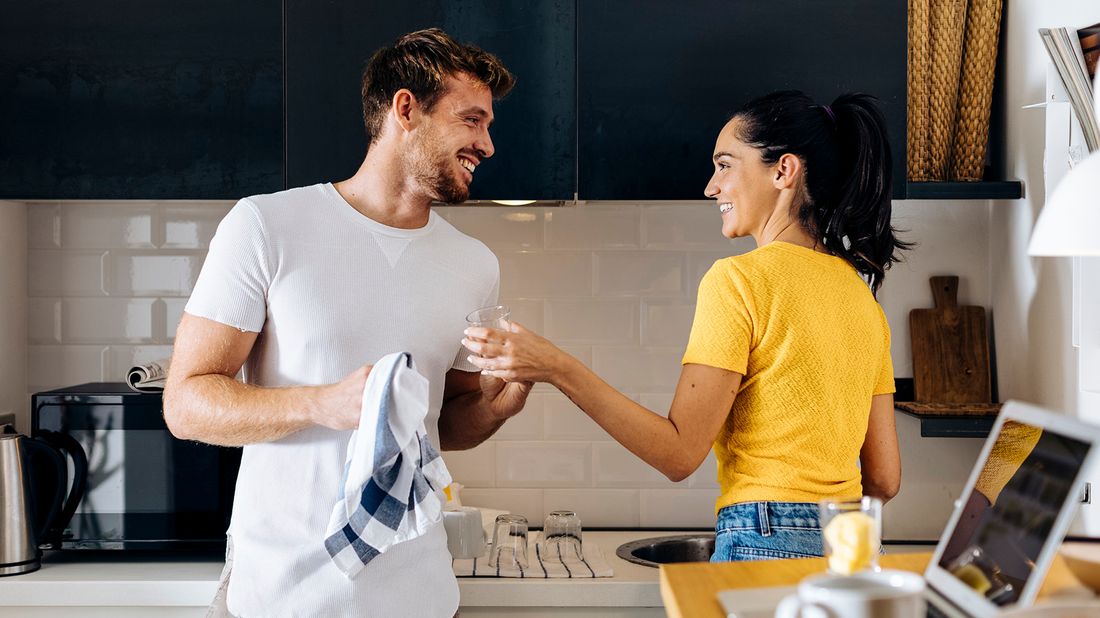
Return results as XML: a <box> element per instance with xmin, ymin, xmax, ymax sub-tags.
<box><xmin>908</xmin><ymin>0</ymin><xmax>1004</xmax><ymax>183</ymax></box>
<box><xmin>907</xmin><ymin>0</ymin><xmax>932</xmax><ymax>181</ymax></box>
<box><xmin>950</xmin><ymin>0</ymin><xmax>1003</xmax><ymax>181</ymax></box>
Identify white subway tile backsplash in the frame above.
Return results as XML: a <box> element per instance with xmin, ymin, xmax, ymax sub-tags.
<box><xmin>544</xmin><ymin>299</ymin><xmax>638</xmax><ymax>343</ymax></box>
<box><xmin>499</xmin><ymin>252</ymin><xmax>593</xmax><ymax>298</ymax></box>
<box><xmin>543</xmin><ymin>392</ymin><xmax>612</xmax><ymax>441</ymax></box>
<box><xmin>643</xmin><ymin>204</ymin><xmax>731</xmax><ymax>249</ymax></box>
<box><xmin>640</xmin><ymin>489</ymin><xmax>716</xmax><ymax>528</ymax></box>
<box><xmin>593</xmin><ymin>346</ymin><xmax>683</xmax><ymax>392</ymax></box>
<box><xmin>594</xmin><ymin>442</ymin><xmax>682</xmax><ymax>488</ymax></box>
<box><xmin>493</xmin><ymin>392</ymin><xmax>545</xmax><ymax>440</ymax></box>
<box><xmin>28</xmin><ymin>250</ymin><xmax>106</xmax><ymax>297</ymax></box>
<box><xmin>688</xmin><ymin>451</ymin><xmax>720</xmax><ymax>489</ymax></box>
<box><xmin>595</xmin><ymin>252</ymin><xmax>683</xmax><ymax>296</ymax></box>
<box><xmin>27</xmin><ymin>299</ymin><xmax>61</xmax><ymax>344</ymax></box>
<box><xmin>498</xmin><ymin>298</ymin><xmax>545</xmax><ymax>333</ymax></box>
<box><xmin>542</xmin><ymin>489</ymin><xmax>640</xmax><ymax>527</ymax></box>
<box><xmin>496</xmin><ymin>442</ymin><xmax>591</xmax><ymax>487</ymax></box>
<box><xmin>642</xmin><ymin>300</ymin><xmax>695</xmax><ymax>347</ymax></box>
<box><xmin>62</xmin><ymin>298</ymin><xmax>158</xmax><ymax>344</ymax></box>
<box><xmin>545</xmin><ymin>206</ymin><xmax>640</xmax><ymax>249</ymax></box>
<box><xmin>686</xmin><ymin>250</ymin><xmax>747</xmax><ymax>298</ymax></box>
<box><xmin>442</xmin><ymin>442</ymin><xmax>496</xmax><ymax>487</ymax></box>
<box><xmin>460</xmin><ymin>488</ymin><xmax>544</xmax><ymax>525</ymax></box>
<box><xmin>105</xmin><ymin>345</ymin><xmax>175</xmax><ymax>381</ymax></box>
<box><xmin>161</xmin><ymin>202</ymin><xmax>232</xmax><ymax>249</ymax></box>
<box><xmin>27</xmin><ymin>200</ymin><xmax>762</xmax><ymax>528</ymax></box>
<box><xmin>106</xmin><ymin>252</ymin><xmax>204</xmax><ymax>297</ymax></box>
<box><xmin>60</xmin><ymin>203</ymin><xmax>154</xmax><ymax>249</ymax></box>
<box><xmin>165</xmin><ymin>298</ymin><xmax>188</xmax><ymax>341</ymax></box>
<box><xmin>27</xmin><ymin>203</ymin><xmax>60</xmax><ymax>248</ymax></box>
<box><xmin>445</xmin><ymin>207</ymin><xmax>546</xmax><ymax>250</ymax></box>
<box><xmin>28</xmin><ymin>345</ymin><xmax>106</xmax><ymax>392</ymax></box>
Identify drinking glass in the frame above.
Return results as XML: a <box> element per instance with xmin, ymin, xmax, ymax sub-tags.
<box><xmin>465</xmin><ymin>305</ymin><xmax>512</xmax><ymax>330</ymax></box>
<box><xmin>538</xmin><ymin>510</ymin><xmax>583</xmax><ymax>561</ymax></box>
<box><xmin>819</xmin><ymin>496</ymin><xmax>882</xmax><ymax>574</ymax></box>
<box><xmin>488</xmin><ymin>514</ymin><xmax>529</xmax><ymax>569</ymax></box>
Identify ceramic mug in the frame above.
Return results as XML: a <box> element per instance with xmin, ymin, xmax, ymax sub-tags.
<box><xmin>441</xmin><ymin>506</ymin><xmax>486</xmax><ymax>559</ymax></box>
<box><xmin>774</xmin><ymin>569</ymin><xmax>927</xmax><ymax>618</ymax></box>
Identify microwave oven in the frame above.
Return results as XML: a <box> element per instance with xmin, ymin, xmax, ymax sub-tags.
<box><xmin>31</xmin><ymin>382</ymin><xmax>241</xmax><ymax>550</ymax></box>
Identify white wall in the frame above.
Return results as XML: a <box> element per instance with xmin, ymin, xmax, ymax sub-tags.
<box><xmin>991</xmin><ymin>1</ymin><xmax>1100</xmax><ymax>533</ymax></box>
<box><xmin>22</xmin><ymin>198</ymin><xmax>992</xmax><ymax>534</ymax></box>
<box><xmin>0</xmin><ymin>202</ymin><xmax>27</xmax><ymax>431</ymax></box>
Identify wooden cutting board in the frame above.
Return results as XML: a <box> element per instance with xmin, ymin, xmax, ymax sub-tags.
<box><xmin>909</xmin><ymin>275</ymin><xmax>992</xmax><ymax>403</ymax></box>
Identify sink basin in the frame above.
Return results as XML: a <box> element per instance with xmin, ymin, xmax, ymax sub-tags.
<box><xmin>616</xmin><ymin>533</ymin><xmax>715</xmax><ymax>568</ymax></box>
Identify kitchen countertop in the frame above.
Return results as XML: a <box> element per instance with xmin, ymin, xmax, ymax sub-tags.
<box><xmin>660</xmin><ymin>551</ymin><xmax>1094</xmax><ymax>618</ymax></box>
<box><xmin>0</xmin><ymin>530</ymin><xmax>687</xmax><ymax>611</ymax></box>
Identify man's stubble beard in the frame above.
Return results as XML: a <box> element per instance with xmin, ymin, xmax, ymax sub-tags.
<box><xmin>408</xmin><ymin>126</ymin><xmax>470</xmax><ymax>205</ymax></box>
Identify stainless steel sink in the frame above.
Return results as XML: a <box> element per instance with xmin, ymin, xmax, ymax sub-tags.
<box><xmin>616</xmin><ymin>533</ymin><xmax>715</xmax><ymax>568</ymax></box>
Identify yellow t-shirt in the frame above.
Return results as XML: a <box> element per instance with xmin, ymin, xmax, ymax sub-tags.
<box><xmin>682</xmin><ymin>242</ymin><xmax>894</xmax><ymax>513</ymax></box>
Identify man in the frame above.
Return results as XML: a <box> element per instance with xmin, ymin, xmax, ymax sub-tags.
<box><xmin>163</xmin><ymin>29</ymin><xmax>528</xmax><ymax>617</ymax></box>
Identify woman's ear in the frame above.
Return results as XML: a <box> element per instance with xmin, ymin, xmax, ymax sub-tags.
<box><xmin>772</xmin><ymin>153</ymin><xmax>804</xmax><ymax>190</ymax></box>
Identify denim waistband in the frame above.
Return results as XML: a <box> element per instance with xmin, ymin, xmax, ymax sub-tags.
<box><xmin>715</xmin><ymin>502</ymin><xmax>821</xmax><ymax>535</ymax></box>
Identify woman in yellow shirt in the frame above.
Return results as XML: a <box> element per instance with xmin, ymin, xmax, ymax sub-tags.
<box><xmin>463</xmin><ymin>90</ymin><xmax>909</xmax><ymax>561</ymax></box>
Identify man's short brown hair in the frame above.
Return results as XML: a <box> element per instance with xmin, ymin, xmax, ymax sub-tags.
<box><xmin>361</xmin><ymin>28</ymin><xmax>515</xmax><ymax>143</ymax></box>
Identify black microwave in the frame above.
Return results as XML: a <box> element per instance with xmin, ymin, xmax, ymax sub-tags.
<box><xmin>31</xmin><ymin>382</ymin><xmax>241</xmax><ymax>550</ymax></box>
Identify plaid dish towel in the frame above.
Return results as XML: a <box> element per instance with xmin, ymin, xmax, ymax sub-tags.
<box><xmin>324</xmin><ymin>352</ymin><xmax>452</xmax><ymax>579</ymax></box>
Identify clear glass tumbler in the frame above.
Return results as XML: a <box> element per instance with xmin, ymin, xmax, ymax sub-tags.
<box><xmin>465</xmin><ymin>305</ymin><xmax>512</xmax><ymax>330</ymax></box>
<box><xmin>819</xmin><ymin>496</ymin><xmax>882</xmax><ymax>574</ymax></box>
<box><xmin>539</xmin><ymin>510</ymin><xmax>583</xmax><ymax>561</ymax></box>
<box><xmin>488</xmin><ymin>514</ymin><xmax>529</xmax><ymax>569</ymax></box>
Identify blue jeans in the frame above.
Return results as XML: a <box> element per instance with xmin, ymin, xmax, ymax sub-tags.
<box><xmin>711</xmin><ymin>502</ymin><xmax>823</xmax><ymax>562</ymax></box>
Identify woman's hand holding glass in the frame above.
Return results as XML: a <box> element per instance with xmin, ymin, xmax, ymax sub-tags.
<box><xmin>461</xmin><ymin>321</ymin><xmax>572</xmax><ymax>385</ymax></box>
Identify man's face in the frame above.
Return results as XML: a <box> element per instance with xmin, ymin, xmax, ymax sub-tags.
<box><xmin>407</xmin><ymin>73</ymin><xmax>496</xmax><ymax>204</ymax></box>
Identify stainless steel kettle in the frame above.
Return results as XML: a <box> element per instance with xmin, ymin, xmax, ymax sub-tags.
<box><xmin>0</xmin><ymin>431</ymin><xmax>86</xmax><ymax>576</ymax></box>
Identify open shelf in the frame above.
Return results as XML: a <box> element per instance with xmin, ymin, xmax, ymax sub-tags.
<box><xmin>895</xmin><ymin>408</ymin><xmax>998</xmax><ymax>438</ymax></box>
<box><xmin>905</xmin><ymin>181</ymin><xmax>1023</xmax><ymax>200</ymax></box>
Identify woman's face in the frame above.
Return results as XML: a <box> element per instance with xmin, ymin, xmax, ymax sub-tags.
<box><xmin>703</xmin><ymin>119</ymin><xmax>782</xmax><ymax>240</ymax></box>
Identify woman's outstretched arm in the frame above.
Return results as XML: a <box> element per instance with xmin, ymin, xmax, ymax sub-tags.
<box><xmin>463</xmin><ymin>323</ymin><xmax>741</xmax><ymax>481</ymax></box>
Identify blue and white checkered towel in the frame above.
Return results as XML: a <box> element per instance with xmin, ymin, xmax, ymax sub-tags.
<box><xmin>324</xmin><ymin>352</ymin><xmax>452</xmax><ymax>579</ymax></box>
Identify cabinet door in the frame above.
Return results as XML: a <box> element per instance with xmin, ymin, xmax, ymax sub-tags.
<box><xmin>578</xmin><ymin>0</ymin><xmax>907</xmax><ymax>200</ymax></box>
<box><xmin>0</xmin><ymin>0</ymin><xmax>283</xmax><ymax>200</ymax></box>
<box><xmin>286</xmin><ymin>0</ymin><xmax>575</xmax><ymax>201</ymax></box>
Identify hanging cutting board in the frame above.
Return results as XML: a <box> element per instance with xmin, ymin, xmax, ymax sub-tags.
<box><xmin>909</xmin><ymin>276</ymin><xmax>992</xmax><ymax>403</ymax></box>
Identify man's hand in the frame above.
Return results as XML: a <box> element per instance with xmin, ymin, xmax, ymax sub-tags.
<box><xmin>477</xmin><ymin>372</ymin><xmax>533</xmax><ymax>422</ymax></box>
<box><xmin>311</xmin><ymin>364</ymin><xmax>373</xmax><ymax>431</ymax></box>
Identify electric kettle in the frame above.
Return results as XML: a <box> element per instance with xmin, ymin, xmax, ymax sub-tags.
<box><xmin>0</xmin><ymin>430</ymin><xmax>87</xmax><ymax>576</ymax></box>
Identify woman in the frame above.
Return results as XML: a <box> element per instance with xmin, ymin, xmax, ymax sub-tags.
<box><xmin>462</xmin><ymin>90</ymin><xmax>910</xmax><ymax>561</ymax></box>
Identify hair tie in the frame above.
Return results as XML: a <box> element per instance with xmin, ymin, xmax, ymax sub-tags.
<box><xmin>821</xmin><ymin>104</ymin><xmax>836</xmax><ymax>123</ymax></box>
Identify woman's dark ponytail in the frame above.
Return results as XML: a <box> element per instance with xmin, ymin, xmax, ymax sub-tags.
<box><xmin>731</xmin><ymin>91</ymin><xmax>912</xmax><ymax>295</ymax></box>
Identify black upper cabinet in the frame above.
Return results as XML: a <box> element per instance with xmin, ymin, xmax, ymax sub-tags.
<box><xmin>578</xmin><ymin>0</ymin><xmax>907</xmax><ymax>201</ymax></box>
<box><xmin>286</xmin><ymin>0</ymin><xmax>576</xmax><ymax>201</ymax></box>
<box><xmin>0</xmin><ymin>0</ymin><xmax>283</xmax><ymax>200</ymax></box>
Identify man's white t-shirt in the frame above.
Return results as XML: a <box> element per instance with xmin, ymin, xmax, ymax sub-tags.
<box><xmin>185</xmin><ymin>183</ymin><xmax>499</xmax><ymax>617</ymax></box>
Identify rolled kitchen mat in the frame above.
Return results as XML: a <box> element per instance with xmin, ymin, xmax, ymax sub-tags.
<box><xmin>928</xmin><ymin>0</ymin><xmax>968</xmax><ymax>180</ymax></box>
<box><xmin>907</xmin><ymin>0</ymin><xmax>932</xmax><ymax>181</ymax></box>
<box><xmin>950</xmin><ymin>0</ymin><xmax>1003</xmax><ymax>181</ymax></box>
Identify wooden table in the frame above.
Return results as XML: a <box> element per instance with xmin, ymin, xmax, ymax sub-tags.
<box><xmin>659</xmin><ymin>552</ymin><xmax>1089</xmax><ymax>618</ymax></box>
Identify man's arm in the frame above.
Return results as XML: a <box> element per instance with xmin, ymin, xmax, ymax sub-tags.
<box><xmin>437</xmin><ymin>368</ymin><xmax>531</xmax><ymax>451</ymax></box>
<box><xmin>163</xmin><ymin>313</ymin><xmax>367</xmax><ymax>447</ymax></box>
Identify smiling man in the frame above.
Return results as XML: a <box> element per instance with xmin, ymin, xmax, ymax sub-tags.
<box><xmin>163</xmin><ymin>29</ymin><xmax>526</xmax><ymax>617</ymax></box>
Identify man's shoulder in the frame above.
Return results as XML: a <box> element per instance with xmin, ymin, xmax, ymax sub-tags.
<box><xmin>429</xmin><ymin>213</ymin><xmax>499</xmax><ymax>269</ymax></box>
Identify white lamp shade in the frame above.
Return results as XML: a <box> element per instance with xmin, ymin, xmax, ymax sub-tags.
<box><xmin>1028</xmin><ymin>150</ymin><xmax>1100</xmax><ymax>256</ymax></box>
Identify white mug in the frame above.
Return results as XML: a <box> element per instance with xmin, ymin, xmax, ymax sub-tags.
<box><xmin>442</xmin><ymin>506</ymin><xmax>486</xmax><ymax>559</ymax></box>
<box><xmin>775</xmin><ymin>569</ymin><xmax>926</xmax><ymax>618</ymax></box>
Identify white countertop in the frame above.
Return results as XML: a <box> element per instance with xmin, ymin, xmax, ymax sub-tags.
<box><xmin>0</xmin><ymin>530</ymin><xmax>697</xmax><ymax>609</ymax></box>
